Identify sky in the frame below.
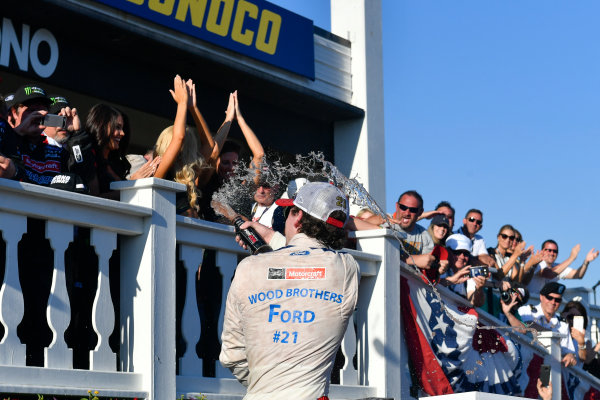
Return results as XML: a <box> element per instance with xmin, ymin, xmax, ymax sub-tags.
<box><xmin>270</xmin><ymin>1</ymin><xmax>600</xmax><ymax>293</ymax></box>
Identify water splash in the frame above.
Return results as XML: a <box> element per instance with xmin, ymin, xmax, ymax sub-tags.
<box><xmin>212</xmin><ymin>152</ymin><xmax>388</xmax><ymax>221</ymax></box>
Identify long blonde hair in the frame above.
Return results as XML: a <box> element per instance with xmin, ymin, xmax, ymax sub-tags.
<box><xmin>154</xmin><ymin>125</ymin><xmax>205</xmax><ymax>213</ymax></box>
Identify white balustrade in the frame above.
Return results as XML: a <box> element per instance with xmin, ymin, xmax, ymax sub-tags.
<box><xmin>3</xmin><ymin>177</ymin><xmax>599</xmax><ymax>400</ymax></box>
<box><xmin>90</xmin><ymin>228</ymin><xmax>117</xmax><ymax>371</ymax></box>
<box><xmin>45</xmin><ymin>220</ymin><xmax>74</xmax><ymax>369</ymax></box>
<box><xmin>0</xmin><ymin>212</ymin><xmax>27</xmax><ymax>366</ymax></box>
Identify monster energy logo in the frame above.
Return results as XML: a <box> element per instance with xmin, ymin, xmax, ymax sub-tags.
<box><xmin>24</xmin><ymin>86</ymin><xmax>46</xmax><ymax>96</ymax></box>
<box><xmin>50</xmin><ymin>96</ymin><xmax>67</xmax><ymax>105</ymax></box>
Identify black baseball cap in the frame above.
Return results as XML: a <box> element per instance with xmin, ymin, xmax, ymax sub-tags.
<box><xmin>12</xmin><ymin>84</ymin><xmax>51</xmax><ymax>106</ymax></box>
<box><xmin>4</xmin><ymin>93</ymin><xmax>15</xmax><ymax>109</ymax></box>
<box><xmin>540</xmin><ymin>282</ymin><xmax>566</xmax><ymax>296</ymax></box>
<box><xmin>431</xmin><ymin>214</ymin><xmax>450</xmax><ymax>228</ymax></box>
<box><xmin>48</xmin><ymin>95</ymin><xmax>69</xmax><ymax>114</ymax></box>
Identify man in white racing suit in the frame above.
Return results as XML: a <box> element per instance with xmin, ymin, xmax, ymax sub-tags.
<box><xmin>220</xmin><ymin>182</ymin><xmax>359</xmax><ymax>400</ymax></box>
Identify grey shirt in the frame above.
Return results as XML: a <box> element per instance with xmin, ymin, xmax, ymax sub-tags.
<box><xmin>394</xmin><ymin>223</ymin><xmax>435</xmax><ymax>255</ymax></box>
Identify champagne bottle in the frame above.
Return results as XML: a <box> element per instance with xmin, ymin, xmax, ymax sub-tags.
<box><xmin>233</xmin><ymin>217</ymin><xmax>272</xmax><ymax>254</ymax></box>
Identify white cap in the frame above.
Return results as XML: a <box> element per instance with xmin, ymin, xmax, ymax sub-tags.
<box><xmin>445</xmin><ymin>234</ymin><xmax>472</xmax><ymax>252</ymax></box>
<box><xmin>276</xmin><ymin>182</ymin><xmax>348</xmax><ymax>228</ymax></box>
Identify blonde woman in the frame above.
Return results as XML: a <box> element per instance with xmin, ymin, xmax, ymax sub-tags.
<box><xmin>427</xmin><ymin>214</ymin><xmax>451</xmax><ymax>246</ymax></box>
<box><xmin>153</xmin><ymin>75</ymin><xmax>210</xmax><ymax>217</ymax></box>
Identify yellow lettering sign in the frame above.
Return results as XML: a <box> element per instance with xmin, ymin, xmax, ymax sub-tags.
<box><xmin>206</xmin><ymin>0</ymin><xmax>234</xmax><ymax>37</ymax></box>
<box><xmin>175</xmin><ymin>0</ymin><xmax>208</xmax><ymax>28</ymax></box>
<box><xmin>148</xmin><ymin>0</ymin><xmax>176</xmax><ymax>15</ymax></box>
<box><xmin>231</xmin><ymin>0</ymin><xmax>257</xmax><ymax>46</ymax></box>
<box><xmin>124</xmin><ymin>0</ymin><xmax>283</xmax><ymax>56</ymax></box>
<box><xmin>255</xmin><ymin>9</ymin><xmax>280</xmax><ymax>55</ymax></box>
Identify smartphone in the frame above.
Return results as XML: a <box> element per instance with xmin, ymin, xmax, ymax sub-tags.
<box><xmin>469</xmin><ymin>266</ymin><xmax>488</xmax><ymax>278</ymax></box>
<box><xmin>41</xmin><ymin>114</ymin><xmax>66</xmax><ymax>128</ymax></box>
<box><xmin>539</xmin><ymin>364</ymin><xmax>550</xmax><ymax>387</ymax></box>
<box><xmin>574</xmin><ymin>315</ymin><xmax>585</xmax><ymax>332</ymax></box>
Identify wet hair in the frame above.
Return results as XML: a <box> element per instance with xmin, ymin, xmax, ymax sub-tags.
<box><xmin>221</xmin><ymin>140</ymin><xmax>241</xmax><ymax>156</ymax></box>
<box><xmin>296</xmin><ymin>207</ymin><xmax>347</xmax><ymax>250</ymax></box>
<box><xmin>397</xmin><ymin>190</ymin><xmax>423</xmax><ymax>209</ymax></box>
<box><xmin>497</xmin><ymin>224</ymin><xmax>516</xmax><ymax>236</ymax></box>
<box><xmin>435</xmin><ymin>200</ymin><xmax>455</xmax><ymax>217</ymax></box>
<box><xmin>562</xmin><ymin>300</ymin><xmax>588</xmax><ymax>330</ymax></box>
<box><xmin>465</xmin><ymin>208</ymin><xmax>483</xmax><ymax>219</ymax></box>
<box><xmin>86</xmin><ymin>103</ymin><xmax>130</xmax><ymax>157</ymax></box>
<box><xmin>154</xmin><ymin>125</ymin><xmax>207</xmax><ymax>213</ymax></box>
<box><xmin>542</xmin><ymin>239</ymin><xmax>558</xmax><ymax>251</ymax></box>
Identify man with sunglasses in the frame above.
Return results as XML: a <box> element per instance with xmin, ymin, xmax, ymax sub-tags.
<box><xmin>522</xmin><ymin>240</ymin><xmax>599</xmax><ymax>296</ymax></box>
<box><xmin>455</xmin><ymin>209</ymin><xmax>497</xmax><ymax>270</ymax></box>
<box><xmin>518</xmin><ymin>282</ymin><xmax>578</xmax><ymax>367</ymax></box>
<box><xmin>389</xmin><ymin>190</ymin><xmax>436</xmax><ymax>268</ymax></box>
<box><xmin>249</xmin><ymin>180</ymin><xmax>286</xmax><ymax>234</ymax></box>
<box><xmin>357</xmin><ymin>190</ymin><xmax>437</xmax><ymax>269</ymax></box>
<box><xmin>220</xmin><ymin>182</ymin><xmax>359</xmax><ymax>399</ymax></box>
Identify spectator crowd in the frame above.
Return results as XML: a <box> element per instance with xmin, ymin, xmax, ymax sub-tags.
<box><xmin>352</xmin><ymin>189</ymin><xmax>600</xmax><ymax>378</ymax></box>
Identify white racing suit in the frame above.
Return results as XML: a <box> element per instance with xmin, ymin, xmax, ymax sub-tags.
<box><xmin>220</xmin><ymin>233</ymin><xmax>360</xmax><ymax>400</ymax></box>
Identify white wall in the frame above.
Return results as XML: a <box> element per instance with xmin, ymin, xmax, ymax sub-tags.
<box><xmin>331</xmin><ymin>0</ymin><xmax>386</xmax><ymax>208</ymax></box>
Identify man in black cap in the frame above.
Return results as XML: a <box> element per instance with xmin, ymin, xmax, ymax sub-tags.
<box><xmin>0</xmin><ymin>84</ymin><xmax>69</xmax><ymax>185</ymax></box>
<box><xmin>44</xmin><ymin>95</ymin><xmax>98</xmax><ymax>194</ymax></box>
<box><xmin>518</xmin><ymin>282</ymin><xmax>578</xmax><ymax>366</ymax></box>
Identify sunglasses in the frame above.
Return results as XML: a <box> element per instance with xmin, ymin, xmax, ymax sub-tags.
<box><xmin>499</xmin><ymin>233</ymin><xmax>516</xmax><ymax>241</ymax></box>
<box><xmin>397</xmin><ymin>203</ymin><xmax>421</xmax><ymax>214</ymax></box>
<box><xmin>467</xmin><ymin>217</ymin><xmax>482</xmax><ymax>225</ymax></box>
<box><xmin>515</xmin><ymin>238</ymin><xmax>523</xmax><ymax>243</ymax></box>
<box><xmin>543</xmin><ymin>248</ymin><xmax>558</xmax><ymax>254</ymax></box>
<box><xmin>544</xmin><ymin>294</ymin><xmax>563</xmax><ymax>304</ymax></box>
<box><xmin>452</xmin><ymin>249</ymin><xmax>471</xmax><ymax>258</ymax></box>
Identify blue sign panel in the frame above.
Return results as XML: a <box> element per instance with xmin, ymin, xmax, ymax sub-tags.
<box><xmin>93</xmin><ymin>0</ymin><xmax>315</xmax><ymax>79</ymax></box>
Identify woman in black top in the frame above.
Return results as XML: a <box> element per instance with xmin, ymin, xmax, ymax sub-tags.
<box><xmin>86</xmin><ymin>103</ymin><xmax>158</xmax><ymax>197</ymax></box>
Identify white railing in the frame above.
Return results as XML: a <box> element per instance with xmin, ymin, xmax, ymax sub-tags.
<box><xmin>3</xmin><ymin>177</ymin><xmax>596</xmax><ymax>400</ymax></box>
<box><xmin>0</xmin><ymin>178</ymin><xmax>151</xmax><ymax>399</ymax></box>
<box><xmin>0</xmin><ymin>178</ymin><xmax>399</xmax><ymax>400</ymax></box>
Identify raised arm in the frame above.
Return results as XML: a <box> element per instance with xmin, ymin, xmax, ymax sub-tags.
<box><xmin>154</xmin><ymin>75</ymin><xmax>188</xmax><ymax>179</ymax></box>
<box><xmin>542</xmin><ymin>244</ymin><xmax>581</xmax><ymax>279</ymax></box>
<box><xmin>185</xmin><ymin>79</ymin><xmax>214</xmax><ymax>160</ymax></box>
<box><xmin>208</xmin><ymin>92</ymin><xmax>236</xmax><ymax>165</ymax></box>
<box><xmin>517</xmin><ymin>250</ymin><xmax>543</xmax><ymax>284</ymax></box>
<box><xmin>234</xmin><ymin>91</ymin><xmax>264</xmax><ymax>182</ymax></box>
<box><xmin>499</xmin><ymin>241</ymin><xmax>526</xmax><ymax>278</ymax></box>
<box><xmin>563</xmin><ymin>248</ymin><xmax>599</xmax><ymax>279</ymax></box>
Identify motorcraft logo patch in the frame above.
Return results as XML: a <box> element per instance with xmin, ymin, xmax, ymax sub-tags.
<box><xmin>268</xmin><ymin>267</ymin><xmax>326</xmax><ymax>280</ymax></box>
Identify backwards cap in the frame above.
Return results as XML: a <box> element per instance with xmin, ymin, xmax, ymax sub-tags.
<box><xmin>276</xmin><ymin>181</ymin><xmax>348</xmax><ymax>228</ymax></box>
